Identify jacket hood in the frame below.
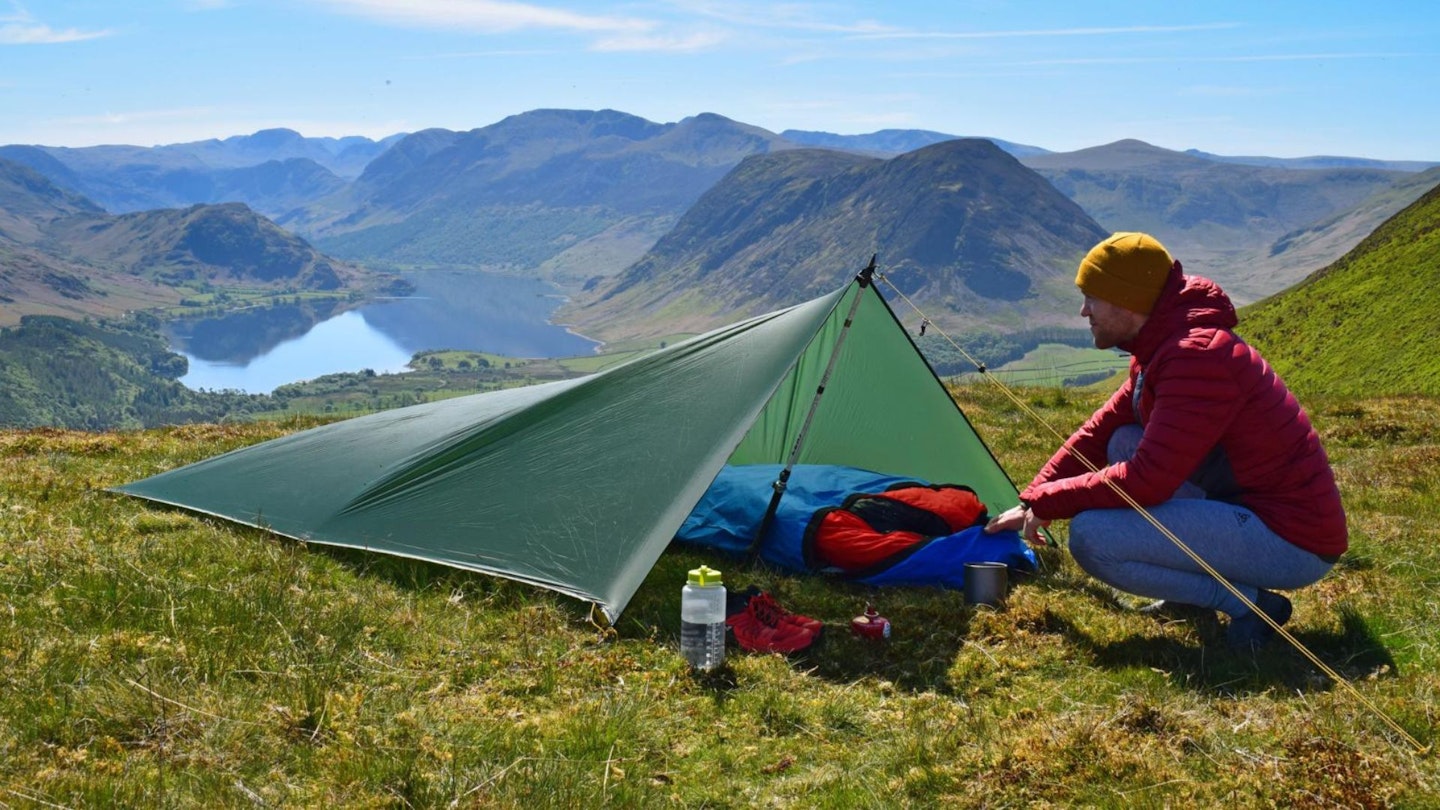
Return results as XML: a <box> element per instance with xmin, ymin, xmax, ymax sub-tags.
<box><xmin>1121</xmin><ymin>262</ymin><xmax>1237</xmax><ymax>362</ymax></box>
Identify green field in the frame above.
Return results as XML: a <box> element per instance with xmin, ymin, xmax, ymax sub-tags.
<box><xmin>947</xmin><ymin>343</ymin><xmax>1129</xmax><ymax>388</ymax></box>
<box><xmin>1</xmin><ymin>385</ymin><xmax>1435</xmax><ymax>805</ymax></box>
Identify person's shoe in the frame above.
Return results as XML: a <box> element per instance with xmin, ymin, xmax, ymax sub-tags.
<box><xmin>747</xmin><ymin>592</ymin><xmax>824</xmax><ymax>633</ymax></box>
<box><xmin>726</xmin><ymin>585</ymin><xmax>765</xmax><ymax>618</ymax></box>
<box><xmin>725</xmin><ymin>591</ymin><xmax>822</xmax><ymax>653</ymax></box>
<box><xmin>1135</xmin><ymin>600</ymin><xmax>1215</xmax><ymax>621</ymax></box>
<box><xmin>1225</xmin><ymin>590</ymin><xmax>1293</xmax><ymax>652</ymax></box>
<box><xmin>727</xmin><ymin>608</ymin><xmax>820</xmax><ymax>653</ymax></box>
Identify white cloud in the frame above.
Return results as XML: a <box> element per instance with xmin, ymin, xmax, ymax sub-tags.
<box><xmin>311</xmin><ymin>0</ymin><xmax>899</xmax><ymax>53</ymax></box>
<box><xmin>311</xmin><ymin>0</ymin><xmax>652</xmax><ymax>34</ymax></box>
<box><xmin>310</xmin><ymin>0</ymin><xmax>759</xmax><ymax>53</ymax></box>
<box><xmin>657</xmin><ymin>0</ymin><xmax>895</xmax><ymax>35</ymax></box>
<box><xmin>591</xmin><ymin>30</ymin><xmax>729</xmax><ymax>53</ymax></box>
<box><xmin>849</xmin><ymin>23</ymin><xmax>1241</xmax><ymax>41</ymax></box>
<box><xmin>403</xmin><ymin>48</ymin><xmax>563</xmax><ymax>59</ymax></box>
<box><xmin>0</xmin><ymin>5</ymin><xmax>111</xmax><ymax>44</ymax></box>
<box><xmin>981</xmin><ymin>51</ymin><xmax>1404</xmax><ymax>68</ymax></box>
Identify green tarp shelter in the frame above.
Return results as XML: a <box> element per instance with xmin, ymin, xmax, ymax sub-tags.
<box><xmin>115</xmin><ymin>273</ymin><xmax>1018</xmax><ymax>619</ymax></box>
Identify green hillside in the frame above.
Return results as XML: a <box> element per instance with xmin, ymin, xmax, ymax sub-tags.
<box><xmin>0</xmin><ymin>160</ymin><xmax>381</xmax><ymax>328</ymax></box>
<box><xmin>1240</xmin><ymin>180</ymin><xmax>1440</xmax><ymax>397</ymax></box>
<box><xmin>0</xmin><ymin>315</ymin><xmax>266</xmax><ymax>429</ymax></box>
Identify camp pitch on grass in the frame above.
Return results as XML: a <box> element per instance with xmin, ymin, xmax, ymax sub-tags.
<box><xmin>113</xmin><ymin>266</ymin><xmax>1026</xmax><ymax>620</ymax></box>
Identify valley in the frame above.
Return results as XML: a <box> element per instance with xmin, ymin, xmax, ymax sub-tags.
<box><xmin>2</xmin><ymin>107</ymin><xmax>1438</xmax><ymax>429</ymax></box>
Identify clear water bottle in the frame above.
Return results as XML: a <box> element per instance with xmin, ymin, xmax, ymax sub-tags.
<box><xmin>680</xmin><ymin>565</ymin><xmax>726</xmax><ymax>671</ymax></box>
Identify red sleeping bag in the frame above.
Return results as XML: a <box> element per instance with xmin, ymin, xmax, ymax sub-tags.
<box><xmin>806</xmin><ymin>484</ymin><xmax>988</xmax><ymax>571</ymax></box>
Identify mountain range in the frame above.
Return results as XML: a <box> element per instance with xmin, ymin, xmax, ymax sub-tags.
<box><xmin>570</xmin><ymin>139</ymin><xmax>1105</xmax><ymax>340</ymax></box>
<box><xmin>3</xmin><ymin>107</ymin><xmax>1439</xmax><ymax>343</ymax></box>
<box><xmin>283</xmin><ymin>109</ymin><xmax>802</xmax><ymax>288</ymax></box>
<box><xmin>0</xmin><ymin>128</ymin><xmax>401</xmax><ymax>217</ymax></box>
<box><xmin>0</xmin><ymin>158</ymin><xmax>365</xmax><ymax>327</ymax></box>
<box><xmin>1019</xmin><ymin>140</ymin><xmax>1440</xmax><ymax>300</ymax></box>
<box><xmin>2</xmin><ymin>107</ymin><xmax>1439</xmax><ymax>429</ymax></box>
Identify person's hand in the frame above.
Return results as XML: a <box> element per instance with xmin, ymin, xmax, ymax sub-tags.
<box><xmin>985</xmin><ymin>503</ymin><xmax>1050</xmax><ymax>547</ymax></box>
<box><xmin>984</xmin><ymin>504</ymin><xmax>1027</xmax><ymax>534</ymax></box>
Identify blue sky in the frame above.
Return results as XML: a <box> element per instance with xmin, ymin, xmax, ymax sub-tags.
<box><xmin>3</xmin><ymin>0</ymin><xmax>1437</xmax><ymax>159</ymax></box>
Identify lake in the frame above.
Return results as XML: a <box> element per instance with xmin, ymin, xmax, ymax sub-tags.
<box><xmin>169</xmin><ymin>271</ymin><xmax>600</xmax><ymax>394</ymax></box>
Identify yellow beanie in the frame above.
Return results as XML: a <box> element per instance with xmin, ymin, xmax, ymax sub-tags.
<box><xmin>1074</xmin><ymin>232</ymin><xmax>1174</xmax><ymax>314</ymax></box>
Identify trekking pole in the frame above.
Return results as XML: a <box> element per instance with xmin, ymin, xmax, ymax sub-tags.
<box><xmin>745</xmin><ymin>254</ymin><xmax>877</xmax><ymax>564</ymax></box>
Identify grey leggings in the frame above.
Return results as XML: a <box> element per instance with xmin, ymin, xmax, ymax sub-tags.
<box><xmin>1066</xmin><ymin>425</ymin><xmax>1334</xmax><ymax>617</ymax></box>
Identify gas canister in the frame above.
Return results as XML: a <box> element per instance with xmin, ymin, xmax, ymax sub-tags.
<box><xmin>850</xmin><ymin>603</ymin><xmax>891</xmax><ymax>640</ymax></box>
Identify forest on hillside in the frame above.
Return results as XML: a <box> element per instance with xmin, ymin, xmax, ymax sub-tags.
<box><xmin>0</xmin><ymin>312</ymin><xmax>1106</xmax><ymax>430</ymax></box>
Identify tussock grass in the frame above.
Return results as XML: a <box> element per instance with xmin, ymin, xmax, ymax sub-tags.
<box><xmin>1</xmin><ymin>389</ymin><xmax>1436</xmax><ymax>806</ymax></box>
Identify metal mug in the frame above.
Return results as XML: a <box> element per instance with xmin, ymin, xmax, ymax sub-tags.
<box><xmin>963</xmin><ymin>562</ymin><xmax>1008</xmax><ymax>607</ymax></box>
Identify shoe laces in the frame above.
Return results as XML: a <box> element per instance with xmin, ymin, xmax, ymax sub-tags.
<box><xmin>750</xmin><ymin>593</ymin><xmax>821</xmax><ymax>633</ymax></box>
<box><xmin>748</xmin><ymin>592</ymin><xmax>785</xmax><ymax>627</ymax></box>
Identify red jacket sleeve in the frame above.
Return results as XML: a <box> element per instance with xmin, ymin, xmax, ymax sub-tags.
<box><xmin>1022</xmin><ymin>348</ymin><xmax>1241</xmax><ymax>521</ymax></box>
<box><xmin>1026</xmin><ymin>368</ymin><xmax>1135</xmax><ymax>491</ymax></box>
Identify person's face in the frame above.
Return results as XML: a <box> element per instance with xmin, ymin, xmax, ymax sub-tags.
<box><xmin>1080</xmin><ymin>295</ymin><xmax>1145</xmax><ymax>350</ymax></box>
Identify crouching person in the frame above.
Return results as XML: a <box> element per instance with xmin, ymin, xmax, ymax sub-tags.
<box><xmin>984</xmin><ymin>232</ymin><xmax>1346</xmax><ymax>651</ymax></box>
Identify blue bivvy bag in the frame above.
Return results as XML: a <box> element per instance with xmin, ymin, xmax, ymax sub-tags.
<box><xmin>674</xmin><ymin>464</ymin><xmax>1036</xmax><ymax>589</ymax></box>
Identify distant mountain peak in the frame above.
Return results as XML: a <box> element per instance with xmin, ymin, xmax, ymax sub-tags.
<box><xmin>1103</xmin><ymin>138</ymin><xmax>1159</xmax><ymax>148</ymax></box>
<box><xmin>571</xmin><ymin>133</ymin><xmax>1106</xmax><ymax>340</ymax></box>
<box><xmin>234</xmin><ymin>128</ymin><xmax>305</xmax><ymax>144</ymax></box>
<box><xmin>1023</xmin><ymin>139</ymin><xmax>1210</xmax><ymax>171</ymax></box>
<box><xmin>683</xmin><ymin>112</ymin><xmax>737</xmax><ymax>124</ymax></box>
<box><xmin>779</xmin><ymin>128</ymin><xmax>1049</xmax><ymax>159</ymax></box>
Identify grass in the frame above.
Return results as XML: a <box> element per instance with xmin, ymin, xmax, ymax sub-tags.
<box><xmin>1</xmin><ymin>387</ymin><xmax>1437</xmax><ymax>806</ymax></box>
<box><xmin>1239</xmin><ymin>181</ymin><xmax>1440</xmax><ymax>398</ymax></box>
<box><xmin>948</xmin><ymin>343</ymin><xmax>1130</xmax><ymax>389</ymax></box>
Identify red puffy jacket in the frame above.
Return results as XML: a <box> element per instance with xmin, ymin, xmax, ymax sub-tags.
<box><xmin>1021</xmin><ymin>267</ymin><xmax>1347</xmax><ymax>558</ymax></box>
